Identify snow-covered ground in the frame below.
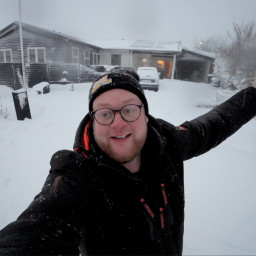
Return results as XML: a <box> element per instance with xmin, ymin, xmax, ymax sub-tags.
<box><xmin>0</xmin><ymin>79</ymin><xmax>256</xmax><ymax>254</ymax></box>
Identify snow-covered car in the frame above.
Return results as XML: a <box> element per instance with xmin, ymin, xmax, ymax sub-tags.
<box><xmin>90</xmin><ymin>65</ymin><xmax>118</xmax><ymax>73</ymax></box>
<box><xmin>137</xmin><ymin>67</ymin><xmax>160</xmax><ymax>91</ymax></box>
<box><xmin>210</xmin><ymin>76</ymin><xmax>221</xmax><ymax>87</ymax></box>
<box><xmin>207</xmin><ymin>74</ymin><xmax>221</xmax><ymax>87</ymax></box>
<box><xmin>80</xmin><ymin>66</ymin><xmax>103</xmax><ymax>82</ymax></box>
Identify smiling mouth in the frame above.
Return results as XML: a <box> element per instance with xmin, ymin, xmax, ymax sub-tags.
<box><xmin>111</xmin><ymin>134</ymin><xmax>131</xmax><ymax>139</ymax></box>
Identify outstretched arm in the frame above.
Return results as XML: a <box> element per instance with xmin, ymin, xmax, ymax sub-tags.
<box><xmin>0</xmin><ymin>150</ymin><xmax>89</xmax><ymax>255</ymax></box>
<box><xmin>253</xmin><ymin>71</ymin><xmax>256</xmax><ymax>88</ymax></box>
<box><xmin>175</xmin><ymin>85</ymin><xmax>256</xmax><ymax>160</ymax></box>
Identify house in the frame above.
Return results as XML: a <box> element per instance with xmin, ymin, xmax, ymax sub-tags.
<box><xmin>0</xmin><ymin>22</ymin><xmax>215</xmax><ymax>89</ymax></box>
<box><xmin>89</xmin><ymin>40</ymin><xmax>215</xmax><ymax>82</ymax></box>
<box><xmin>89</xmin><ymin>40</ymin><xmax>182</xmax><ymax>79</ymax></box>
<box><xmin>0</xmin><ymin>21</ymin><xmax>101</xmax><ymax>89</ymax></box>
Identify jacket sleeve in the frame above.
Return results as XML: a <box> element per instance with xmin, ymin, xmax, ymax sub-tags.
<box><xmin>0</xmin><ymin>150</ymin><xmax>90</xmax><ymax>255</ymax></box>
<box><xmin>174</xmin><ymin>87</ymin><xmax>256</xmax><ymax>160</ymax></box>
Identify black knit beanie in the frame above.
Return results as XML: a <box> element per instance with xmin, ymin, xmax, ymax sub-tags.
<box><xmin>88</xmin><ymin>68</ymin><xmax>149</xmax><ymax>115</ymax></box>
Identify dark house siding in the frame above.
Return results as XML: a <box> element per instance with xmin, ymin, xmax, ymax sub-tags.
<box><xmin>0</xmin><ymin>63</ymin><xmax>27</xmax><ymax>90</ymax></box>
<box><xmin>0</xmin><ymin>22</ymin><xmax>102</xmax><ymax>89</ymax></box>
<box><xmin>0</xmin><ymin>62</ymin><xmax>102</xmax><ymax>90</ymax></box>
<box><xmin>0</xmin><ymin>22</ymin><xmax>101</xmax><ymax>65</ymax></box>
<box><xmin>13</xmin><ymin>63</ymin><xmax>24</xmax><ymax>89</ymax></box>
<box><xmin>48</xmin><ymin>63</ymin><xmax>80</xmax><ymax>83</ymax></box>
<box><xmin>0</xmin><ymin>63</ymin><xmax>14</xmax><ymax>86</ymax></box>
<box><xmin>0</xmin><ymin>29</ymin><xmax>22</xmax><ymax>62</ymax></box>
<box><xmin>26</xmin><ymin>63</ymin><xmax>48</xmax><ymax>87</ymax></box>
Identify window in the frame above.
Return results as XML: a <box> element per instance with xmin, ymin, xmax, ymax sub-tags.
<box><xmin>111</xmin><ymin>54</ymin><xmax>121</xmax><ymax>66</ymax></box>
<box><xmin>37</xmin><ymin>48</ymin><xmax>45</xmax><ymax>63</ymax></box>
<box><xmin>72</xmin><ymin>47</ymin><xmax>79</xmax><ymax>63</ymax></box>
<box><xmin>0</xmin><ymin>49</ymin><xmax>12</xmax><ymax>63</ymax></box>
<box><xmin>84</xmin><ymin>50</ymin><xmax>90</xmax><ymax>66</ymax></box>
<box><xmin>0</xmin><ymin>51</ymin><xmax>4</xmax><ymax>63</ymax></box>
<box><xmin>90</xmin><ymin>52</ymin><xmax>100</xmax><ymax>65</ymax></box>
<box><xmin>28</xmin><ymin>47</ymin><xmax>46</xmax><ymax>63</ymax></box>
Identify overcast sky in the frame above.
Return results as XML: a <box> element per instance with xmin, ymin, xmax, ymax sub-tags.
<box><xmin>0</xmin><ymin>0</ymin><xmax>256</xmax><ymax>48</ymax></box>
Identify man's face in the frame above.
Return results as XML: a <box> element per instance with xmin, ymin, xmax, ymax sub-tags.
<box><xmin>92</xmin><ymin>89</ymin><xmax>148</xmax><ymax>164</ymax></box>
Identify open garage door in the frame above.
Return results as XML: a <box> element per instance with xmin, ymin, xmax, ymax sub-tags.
<box><xmin>175</xmin><ymin>60</ymin><xmax>211</xmax><ymax>82</ymax></box>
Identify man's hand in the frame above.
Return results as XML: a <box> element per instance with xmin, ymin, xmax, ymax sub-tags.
<box><xmin>253</xmin><ymin>71</ymin><xmax>256</xmax><ymax>88</ymax></box>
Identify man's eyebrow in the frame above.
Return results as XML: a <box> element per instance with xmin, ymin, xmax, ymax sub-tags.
<box><xmin>94</xmin><ymin>103</ymin><xmax>112</xmax><ymax>108</ymax></box>
<box><xmin>95</xmin><ymin>98</ymin><xmax>142</xmax><ymax>108</ymax></box>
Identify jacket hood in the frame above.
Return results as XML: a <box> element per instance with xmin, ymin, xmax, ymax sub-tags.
<box><xmin>73</xmin><ymin>113</ymin><xmax>93</xmax><ymax>158</ymax></box>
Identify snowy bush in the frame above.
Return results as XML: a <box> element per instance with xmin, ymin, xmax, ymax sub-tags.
<box><xmin>0</xmin><ymin>99</ymin><xmax>9</xmax><ymax>119</ymax></box>
<box><xmin>196</xmin><ymin>20</ymin><xmax>256</xmax><ymax>90</ymax></box>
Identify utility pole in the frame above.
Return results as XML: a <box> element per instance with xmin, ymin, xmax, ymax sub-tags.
<box><xmin>12</xmin><ymin>0</ymin><xmax>32</xmax><ymax>120</ymax></box>
<box><xmin>19</xmin><ymin>0</ymin><xmax>27</xmax><ymax>90</ymax></box>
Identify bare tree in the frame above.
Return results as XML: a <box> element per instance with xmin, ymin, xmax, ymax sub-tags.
<box><xmin>227</xmin><ymin>21</ymin><xmax>256</xmax><ymax>49</ymax></box>
<box><xmin>195</xmin><ymin>36</ymin><xmax>227</xmax><ymax>54</ymax></box>
<box><xmin>196</xmin><ymin>20</ymin><xmax>256</xmax><ymax>89</ymax></box>
<box><xmin>222</xmin><ymin>21</ymin><xmax>256</xmax><ymax>86</ymax></box>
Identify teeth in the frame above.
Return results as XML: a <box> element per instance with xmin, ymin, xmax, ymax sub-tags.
<box><xmin>115</xmin><ymin>134</ymin><xmax>129</xmax><ymax>139</ymax></box>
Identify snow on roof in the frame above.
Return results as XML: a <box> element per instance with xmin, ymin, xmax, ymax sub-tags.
<box><xmin>182</xmin><ymin>47</ymin><xmax>216</xmax><ymax>59</ymax></box>
<box><xmin>0</xmin><ymin>22</ymin><xmax>100</xmax><ymax>49</ymax></box>
<box><xmin>89</xmin><ymin>40</ymin><xmax>182</xmax><ymax>52</ymax></box>
<box><xmin>0</xmin><ymin>22</ymin><xmax>214</xmax><ymax>59</ymax></box>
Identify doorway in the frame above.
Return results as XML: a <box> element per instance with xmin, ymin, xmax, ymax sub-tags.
<box><xmin>156</xmin><ymin>59</ymin><xmax>173</xmax><ymax>79</ymax></box>
<box><xmin>165</xmin><ymin>61</ymin><xmax>172</xmax><ymax>79</ymax></box>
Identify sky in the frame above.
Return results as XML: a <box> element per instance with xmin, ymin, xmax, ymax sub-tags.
<box><xmin>0</xmin><ymin>0</ymin><xmax>256</xmax><ymax>48</ymax></box>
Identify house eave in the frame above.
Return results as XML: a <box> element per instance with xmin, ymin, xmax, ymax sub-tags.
<box><xmin>0</xmin><ymin>23</ymin><xmax>18</xmax><ymax>39</ymax></box>
<box><xmin>101</xmin><ymin>48</ymin><xmax>180</xmax><ymax>54</ymax></box>
<box><xmin>91</xmin><ymin>40</ymin><xmax>182</xmax><ymax>54</ymax></box>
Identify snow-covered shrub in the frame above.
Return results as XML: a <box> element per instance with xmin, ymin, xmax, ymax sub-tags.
<box><xmin>196</xmin><ymin>20</ymin><xmax>256</xmax><ymax>90</ymax></box>
<box><xmin>219</xmin><ymin>21</ymin><xmax>256</xmax><ymax>89</ymax></box>
<box><xmin>0</xmin><ymin>99</ymin><xmax>9</xmax><ymax>119</ymax></box>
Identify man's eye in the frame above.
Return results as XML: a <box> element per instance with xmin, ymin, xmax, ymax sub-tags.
<box><xmin>101</xmin><ymin>111</ymin><xmax>112</xmax><ymax>118</ymax></box>
<box><xmin>124</xmin><ymin>108</ymin><xmax>132</xmax><ymax>114</ymax></box>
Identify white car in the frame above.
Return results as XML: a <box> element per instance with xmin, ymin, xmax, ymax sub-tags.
<box><xmin>137</xmin><ymin>67</ymin><xmax>160</xmax><ymax>91</ymax></box>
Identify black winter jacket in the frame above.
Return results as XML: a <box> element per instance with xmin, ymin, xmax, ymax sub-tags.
<box><xmin>0</xmin><ymin>87</ymin><xmax>256</xmax><ymax>256</ymax></box>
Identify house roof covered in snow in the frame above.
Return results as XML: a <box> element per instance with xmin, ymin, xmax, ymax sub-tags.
<box><xmin>89</xmin><ymin>40</ymin><xmax>182</xmax><ymax>53</ymax></box>
<box><xmin>0</xmin><ymin>22</ymin><xmax>100</xmax><ymax>49</ymax></box>
<box><xmin>0</xmin><ymin>22</ymin><xmax>215</xmax><ymax>59</ymax></box>
<box><xmin>182</xmin><ymin>47</ymin><xmax>216</xmax><ymax>59</ymax></box>
<box><xmin>89</xmin><ymin>40</ymin><xmax>215</xmax><ymax>59</ymax></box>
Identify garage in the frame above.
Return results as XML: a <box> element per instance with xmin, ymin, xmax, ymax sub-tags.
<box><xmin>175</xmin><ymin>48</ymin><xmax>215</xmax><ymax>83</ymax></box>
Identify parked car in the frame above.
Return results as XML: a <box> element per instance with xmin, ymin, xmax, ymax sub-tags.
<box><xmin>137</xmin><ymin>67</ymin><xmax>160</xmax><ymax>91</ymax></box>
<box><xmin>207</xmin><ymin>74</ymin><xmax>221</xmax><ymax>87</ymax></box>
<box><xmin>90</xmin><ymin>65</ymin><xmax>118</xmax><ymax>73</ymax></box>
<box><xmin>80</xmin><ymin>66</ymin><xmax>103</xmax><ymax>82</ymax></box>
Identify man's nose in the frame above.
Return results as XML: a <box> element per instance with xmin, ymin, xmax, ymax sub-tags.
<box><xmin>111</xmin><ymin>112</ymin><xmax>126</xmax><ymax>127</ymax></box>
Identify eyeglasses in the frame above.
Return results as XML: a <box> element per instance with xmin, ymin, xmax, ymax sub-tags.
<box><xmin>91</xmin><ymin>104</ymin><xmax>144</xmax><ymax>125</ymax></box>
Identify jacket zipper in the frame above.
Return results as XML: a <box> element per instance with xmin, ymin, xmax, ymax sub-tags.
<box><xmin>50</xmin><ymin>175</ymin><xmax>62</xmax><ymax>194</ymax></box>
<box><xmin>140</xmin><ymin>183</ymin><xmax>169</xmax><ymax>230</ymax></box>
<box><xmin>140</xmin><ymin>198</ymin><xmax>155</xmax><ymax>218</ymax></box>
